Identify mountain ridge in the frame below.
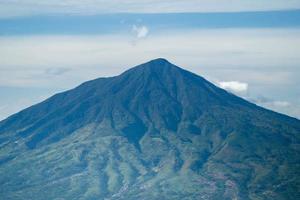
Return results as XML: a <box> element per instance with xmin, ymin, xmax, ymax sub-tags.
<box><xmin>2</xmin><ymin>58</ymin><xmax>299</xmax><ymax>123</ymax></box>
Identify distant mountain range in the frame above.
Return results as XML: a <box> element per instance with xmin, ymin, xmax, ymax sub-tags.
<box><xmin>0</xmin><ymin>58</ymin><xmax>299</xmax><ymax>200</ymax></box>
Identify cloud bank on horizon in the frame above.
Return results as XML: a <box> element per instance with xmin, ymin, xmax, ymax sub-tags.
<box><xmin>0</xmin><ymin>1</ymin><xmax>300</xmax><ymax>120</ymax></box>
<box><xmin>0</xmin><ymin>0</ymin><xmax>300</xmax><ymax>18</ymax></box>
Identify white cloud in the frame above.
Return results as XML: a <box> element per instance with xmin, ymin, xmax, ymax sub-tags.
<box><xmin>0</xmin><ymin>0</ymin><xmax>300</xmax><ymax>18</ymax></box>
<box><xmin>250</xmin><ymin>96</ymin><xmax>291</xmax><ymax>108</ymax></box>
<box><xmin>245</xmin><ymin>95</ymin><xmax>300</xmax><ymax>118</ymax></box>
<box><xmin>1</xmin><ymin>28</ymin><xmax>300</xmax><ymax>89</ymax></box>
<box><xmin>218</xmin><ymin>81</ymin><xmax>248</xmax><ymax>93</ymax></box>
<box><xmin>132</xmin><ymin>25</ymin><xmax>149</xmax><ymax>39</ymax></box>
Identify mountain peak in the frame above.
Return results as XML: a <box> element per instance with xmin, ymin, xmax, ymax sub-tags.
<box><xmin>132</xmin><ymin>58</ymin><xmax>177</xmax><ymax>71</ymax></box>
<box><xmin>148</xmin><ymin>57</ymin><xmax>171</xmax><ymax>64</ymax></box>
<box><xmin>122</xmin><ymin>58</ymin><xmax>183</xmax><ymax>80</ymax></box>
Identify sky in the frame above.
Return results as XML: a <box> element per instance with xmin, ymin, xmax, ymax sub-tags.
<box><xmin>0</xmin><ymin>1</ymin><xmax>300</xmax><ymax>120</ymax></box>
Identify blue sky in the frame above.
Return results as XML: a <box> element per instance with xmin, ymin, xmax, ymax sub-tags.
<box><xmin>1</xmin><ymin>10</ymin><xmax>300</xmax><ymax>35</ymax></box>
<box><xmin>0</xmin><ymin>1</ymin><xmax>300</xmax><ymax>120</ymax></box>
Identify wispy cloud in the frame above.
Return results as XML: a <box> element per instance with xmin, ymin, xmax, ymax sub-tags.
<box><xmin>247</xmin><ymin>95</ymin><xmax>300</xmax><ymax>118</ymax></box>
<box><xmin>0</xmin><ymin>1</ymin><xmax>300</xmax><ymax>18</ymax></box>
<box><xmin>132</xmin><ymin>25</ymin><xmax>149</xmax><ymax>39</ymax></box>
<box><xmin>250</xmin><ymin>96</ymin><xmax>291</xmax><ymax>107</ymax></box>
<box><xmin>45</xmin><ymin>67</ymin><xmax>70</xmax><ymax>76</ymax></box>
<box><xmin>273</xmin><ymin>101</ymin><xmax>290</xmax><ymax>107</ymax></box>
<box><xmin>1</xmin><ymin>28</ymin><xmax>300</xmax><ymax>88</ymax></box>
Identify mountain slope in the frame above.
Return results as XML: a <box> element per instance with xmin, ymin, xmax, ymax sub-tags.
<box><xmin>0</xmin><ymin>58</ymin><xmax>299</xmax><ymax>200</ymax></box>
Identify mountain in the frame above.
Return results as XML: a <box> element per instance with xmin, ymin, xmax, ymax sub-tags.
<box><xmin>0</xmin><ymin>58</ymin><xmax>299</xmax><ymax>200</ymax></box>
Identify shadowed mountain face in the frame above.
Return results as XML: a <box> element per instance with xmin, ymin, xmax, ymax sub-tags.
<box><xmin>0</xmin><ymin>58</ymin><xmax>299</xmax><ymax>200</ymax></box>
